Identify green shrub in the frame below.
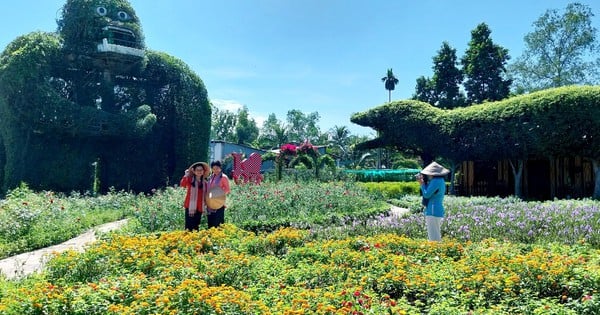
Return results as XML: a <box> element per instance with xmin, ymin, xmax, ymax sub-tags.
<box><xmin>359</xmin><ymin>181</ymin><xmax>421</xmax><ymax>199</ymax></box>
<box><xmin>345</xmin><ymin>169</ymin><xmax>420</xmax><ymax>182</ymax></box>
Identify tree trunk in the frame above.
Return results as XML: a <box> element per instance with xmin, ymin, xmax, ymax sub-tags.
<box><xmin>548</xmin><ymin>156</ymin><xmax>556</xmax><ymax>199</ymax></box>
<box><xmin>593</xmin><ymin>159</ymin><xmax>600</xmax><ymax>199</ymax></box>
<box><xmin>448</xmin><ymin>161</ymin><xmax>460</xmax><ymax>195</ymax></box>
<box><xmin>276</xmin><ymin>157</ymin><xmax>283</xmax><ymax>181</ymax></box>
<box><xmin>376</xmin><ymin>131</ymin><xmax>381</xmax><ymax>169</ymax></box>
<box><xmin>509</xmin><ymin>159</ymin><xmax>524</xmax><ymax>199</ymax></box>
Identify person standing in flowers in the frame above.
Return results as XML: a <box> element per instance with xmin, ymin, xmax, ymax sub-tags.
<box><xmin>416</xmin><ymin>161</ymin><xmax>449</xmax><ymax>241</ymax></box>
<box><xmin>180</xmin><ymin>162</ymin><xmax>209</xmax><ymax>231</ymax></box>
<box><xmin>206</xmin><ymin>160</ymin><xmax>231</xmax><ymax>228</ymax></box>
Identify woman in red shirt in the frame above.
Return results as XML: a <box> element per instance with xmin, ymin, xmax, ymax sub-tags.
<box><xmin>180</xmin><ymin>162</ymin><xmax>209</xmax><ymax>231</ymax></box>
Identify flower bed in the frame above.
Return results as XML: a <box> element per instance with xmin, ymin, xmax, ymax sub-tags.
<box><xmin>0</xmin><ymin>185</ymin><xmax>133</xmax><ymax>259</ymax></box>
<box><xmin>1</xmin><ymin>225</ymin><xmax>599</xmax><ymax>314</ymax></box>
<box><xmin>2</xmin><ymin>181</ymin><xmax>600</xmax><ymax>313</ymax></box>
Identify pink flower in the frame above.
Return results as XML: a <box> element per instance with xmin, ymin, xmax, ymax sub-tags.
<box><xmin>280</xmin><ymin>143</ymin><xmax>297</xmax><ymax>156</ymax></box>
<box><xmin>297</xmin><ymin>139</ymin><xmax>317</xmax><ymax>156</ymax></box>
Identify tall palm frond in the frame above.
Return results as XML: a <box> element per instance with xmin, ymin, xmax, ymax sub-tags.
<box><xmin>381</xmin><ymin>68</ymin><xmax>399</xmax><ymax>102</ymax></box>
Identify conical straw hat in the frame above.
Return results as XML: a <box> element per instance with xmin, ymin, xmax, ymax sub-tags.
<box><xmin>206</xmin><ymin>186</ymin><xmax>226</xmax><ymax>209</ymax></box>
<box><xmin>420</xmin><ymin>161</ymin><xmax>450</xmax><ymax>176</ymax></box>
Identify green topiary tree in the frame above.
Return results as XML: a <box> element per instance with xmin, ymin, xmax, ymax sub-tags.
<box><xmin>0</xmin><ymin>0</ymin><xmax>210</xmax><ymax>194</ymax></box>
<box><xmin>351</xmin><ymin>86</ymin><xmax>600</xmax><ymax>198</ymax></box>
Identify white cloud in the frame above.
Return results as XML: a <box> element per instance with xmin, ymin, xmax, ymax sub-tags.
<box><xmin>211</xmin><ymin>99</ymin><xmax>243</xmax><ymax>112</ymax></box>
<box><xmin>211</xmin><ymin>98</ymin><xmax>267</xmax><ymax>127</ymax></box>
<box><xmin>252</xmin><ymin>113</ymin><xmax>267</xmax><ymax>127</ymax></box>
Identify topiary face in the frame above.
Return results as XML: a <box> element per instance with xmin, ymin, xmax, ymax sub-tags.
<box><xmin>57</xmin><ymin>0</ymin><xmax>145</xmax><ymax>65</ymax></box>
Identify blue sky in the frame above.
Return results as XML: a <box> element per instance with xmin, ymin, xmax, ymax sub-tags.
<box><xmin>1</xmin><ymin>0</ymin><xmax>599</xmax><ymax>137</ymax></box>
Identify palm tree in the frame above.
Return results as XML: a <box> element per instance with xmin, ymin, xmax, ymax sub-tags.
<box><xmin>257</xmin><ymin>120</ymin><xmax>288</xmax><ymax>150</ymax></box>
<box><xmin>379</xmin><ymin>68</ymin><xmax>399</xmax><ymax>168</ymax></box>
<box><xmin>328</xmin><ymin>125</ymin><xmax>351</xmax><ymax>164</ymax></box>
<box><xmin>271</xmin><ymin>124</ymin><xmax>289</xmax><ymax>148</ymax></box>
<box><xmin>381</xmin><ymin>68</ymin><xmax>399</xmax><ymax>102</ymax></box>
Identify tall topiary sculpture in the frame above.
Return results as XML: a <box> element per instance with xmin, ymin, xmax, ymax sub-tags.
<box><xmin>0</xmin><ymin>0</ymin><xmax>210</xmax><ymax>194</ymax></box>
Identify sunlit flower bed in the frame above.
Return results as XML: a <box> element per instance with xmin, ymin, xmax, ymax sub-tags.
<box><xmin>1</xmin><ymin>224</ymin><xmax>599</xmax><ymax>314</ymax></box>
<box><xmin>386</xmin><ymin>196</ymin><xmax>600</xmax><ymax>247</ymax></box>
<box><xmin>127</xmin><ymin>181</ymin><xmax>388</xmax><ymax>234</ymax></box>
<box><xmin>2</xmin><ymin>181</ymin><xmax>600</xmax><ymax>313</ymax></box>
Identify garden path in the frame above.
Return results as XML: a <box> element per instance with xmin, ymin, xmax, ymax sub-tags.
<box><xmin>0</xmin><ymin>219</ymin><xmax>128</xmax><ymax>280</ymax></box>
<box><xmin>389</xmin><ymin>205</ymin><xmax>410</xmax><ymax>217</ymax></box>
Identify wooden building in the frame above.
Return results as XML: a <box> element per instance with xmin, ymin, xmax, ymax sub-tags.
<box><xmin>456</xmin><ymin>156</ymin><xmax>594</xmax><ymax>200</ymax></box>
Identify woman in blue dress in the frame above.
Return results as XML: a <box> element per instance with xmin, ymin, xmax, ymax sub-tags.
<box><xmin>416</xmin><ymin>162</ymin><xmax>449</xmax><ymax>241</ymax></box>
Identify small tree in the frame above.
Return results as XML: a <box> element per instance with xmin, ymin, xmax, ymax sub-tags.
<box><xmin>235</xmin><ymin>106</ymin><xmax>259</xmax><ymax>145</ymax></box>
<box><xmin>432</xmin><ymin>42</ymin><xmax>465</xmax><ymax>109</ymax></box>
<box><xmin>258</xmin><ymin>113</ymin><xmax>288</xmax><ymax>149</ymax></box>
<box><xmin>291</xmin><ymin>140</ymin><xmax>335</xmax><ymax>179</ymax></box>
<box><xmin>275</xmin><ymin>143</ymin><xmax>297</xmax><ymax>181</ymax></box>
<box><xmin>413</xmin><ymin>42</ymin><xmax>465</xmax><ymax>108</ymax></box>
<box><xmin>413</xmin><ymin>76</ymin><xmax>437</xmax><ymax>105</ymax></box>
<box><xmin>328</xmin><ymin>125</ymin><xmax>351</xmax><ymax>165</ymax></box>
<box><xmin>211</xmin><ymin>106</ymin><xmax>237</xmax><ymax>142</ymax></box>
<box><xmin>286</xmin><ymin>110</ymin><xmax>321</xmax><ymax>143</ymax></box>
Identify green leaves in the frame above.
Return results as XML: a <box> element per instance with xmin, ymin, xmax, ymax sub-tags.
<box><xmin>132</xmin><ymin>104</ymin><xmax>156</xmax><ymax>136</ymax></box>
<box><xmin>58</xmin><ymin>0</ymin><xmax>145</xmax><ymax>55</ymax></box>
<box><xmin>413</xmin><ymin>42</ymin><xmax>465</xmax><ymax>109</ymax></box>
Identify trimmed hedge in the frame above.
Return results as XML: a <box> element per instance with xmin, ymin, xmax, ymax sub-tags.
<box><xmin>344</xmin><ymin>169</ymin><xmax>420</xmax><ymax>182</ymax></box>
<box><xmin>351</xmin><ymin>85</ymin><xmax>600</xmax><ymax>162</ymax></box>
<box><xmin>359</xmin><ymin>181</ymin><xmax>421</xmax><ymax>199</ymax></box>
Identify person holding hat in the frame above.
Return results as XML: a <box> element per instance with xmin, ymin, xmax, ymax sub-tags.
<box><xmin>180</xmin><ymin>162</ymin><xmax>209</xmax><ymax>231</ymax></box>
<box><xmin>206</xmin><ymin>160</ymin><xmax>231</xmax><ymax>228</ymax></box>
<box><xmin>416</xmin><ymin>161</ymin><xmax>450</xmax><ymax>241</ymax></box>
